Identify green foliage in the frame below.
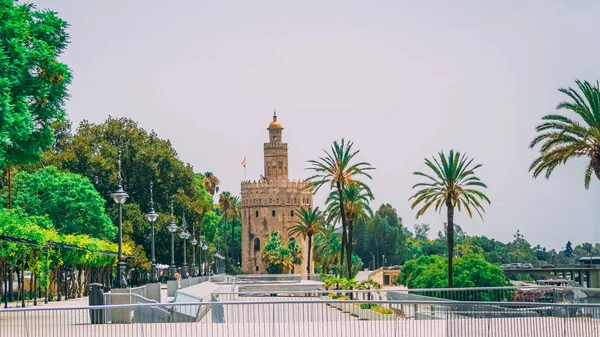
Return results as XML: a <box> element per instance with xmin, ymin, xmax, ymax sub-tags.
<box><xmin>529</xmin><ymin>79</ymin><xmax>600</xmax><ymax>189</ymax></box>
<box><xmin>0</xmin><ymin>1</ymin><xmax>72</xmax><ymax>167</ymax></box>
<box><xmin>354</xmin><ymin>204</ymin><xmax>410</xmax><ymax>268</ymax></box>
<box><xmin>43</xmin><ymin>117</ymin><xmax>216</xmax><ymax>269</ymax></box>
<box><xmin>398</xmin><ymin>254</ymin><xmax>511</xmax><ymax>301</ymax></box>
<box><xmin>261</xmin><ymin>231</ymin><xmax>303</xmax><ymax>274</ymax></box>
<box><xmin>0</xmin><ymin>208</ymin><xmax>121</xmax><ymax>290</ymax></box>
<box><xmin>3</xmin><ymin>166</ymin><xmax>115</xmax><ymax>239</ymax></box>
<box><xmin>565</xmin><ymin>241</ymin><xmax>573</xmax><ymax>258</ymax></box>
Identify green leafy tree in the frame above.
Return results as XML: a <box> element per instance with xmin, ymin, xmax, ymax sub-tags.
<box><xmin>44</xmin><ymin>117</ymin><xmax>215</xmax><ymax>268</ymax></box>
<box><xmin>398</xmin><ymin>254</ymin><xmax>510</xmax><ymax>300</ymax></box>
<box><xmin>414</xmin><ymin>223</ymin><xmax>430</xmax><ymax>240</ymax></box>
<box><xmin>307</xmin><ymin>140</ymin><xmax>374</xmax><ymax>278</ymax></box>
<box><xmin>288</xmin><ymin>206</ymin><xmax>325</xmax><ymax>274</ymax></box>
<box><xmin>410</xmin><ymin>150</ymin><xmax>490</xmax><ymax>288</ymax></box>
<box><xmin>4</xmin><ymin>166</ymin><xmax>114</xmax><ymax>239</ymax></box>
<box><xmin>529</xmin><ymin>80</ymin><xmax>600</xmax><ymax>189</ymax></box>
<box><xmin>0</xmin><ymin>1</ymin><xmax>72</xmax><ymax>207</ymax></box>
<box><xmin>565</xmin><ymin>241</ymin><xmax>574</xmax><ymax>258</ymax></box>
<box><xmin>261</xmin><ymin>231</ymin><xmax>303</xmax><ymax>274</ymax></box>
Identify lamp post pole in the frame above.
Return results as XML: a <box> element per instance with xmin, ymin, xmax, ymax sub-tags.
<box><xmin>179</xmin><ymin>215</ymin><xmax>190</xmax><ymax>279</ymax></box>
<box><xmin>191</xmin><ymin>221</ymin><xmax>198</xmax><ymax>277</ymax></box>
<box><xmin>146</xmin><ymin>182</ymin><xmax>159</xmax><ymax>283</ymax></box>
<box><xmin>110</xmin><ymin>156</ymin><xmax>129</xmax><ymax>288</ymax></box>
<box><xmin>167</xmin><ymin>198</ymin><xmax>178</xmax><ymax>280</ymax></box>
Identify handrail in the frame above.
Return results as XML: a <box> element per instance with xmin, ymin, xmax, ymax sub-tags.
<box><xmin>3</xmin><ymin>298</ymin><xmax>600</xmax><ymax>312</ymax></box>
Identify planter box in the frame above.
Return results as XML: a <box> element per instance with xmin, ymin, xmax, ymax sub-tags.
<box><xmin>357</xmin><ymin>308</ymin><xmax>395</xmax><ymax>321</ymax></box>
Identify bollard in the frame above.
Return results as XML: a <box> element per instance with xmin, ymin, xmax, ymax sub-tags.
<box><xmin>89</xmin><ymin>283</ymin><xmax>105</xmax><ymax>324</ymax></box>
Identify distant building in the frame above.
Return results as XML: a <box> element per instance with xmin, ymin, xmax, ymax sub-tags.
<box><xmin>240</xmin><ymin>113</ymin><xmax>313</xmax><ymax>274</ymax></box>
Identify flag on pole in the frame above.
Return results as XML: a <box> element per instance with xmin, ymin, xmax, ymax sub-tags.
<box><xmin>241</xmin><ymin>156</ymin><xmax>247</xmax><ymax>167</ymax></box>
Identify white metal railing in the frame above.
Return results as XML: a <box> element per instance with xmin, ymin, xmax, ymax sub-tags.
<box><xmin>2</xmin><ymin>299</ymin><xmax>599</xmax><ymax>336</ymax></box>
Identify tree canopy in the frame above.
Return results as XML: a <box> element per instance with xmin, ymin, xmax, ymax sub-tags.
<box><xmin>3</xmin><ymin>166</ymin><xmax>114</xmax><ymax>240</ymax></box>
<box><xmin>0</xmin><ymin>0</ymin><xmax>72</xmax><ymax>167</ymax></box>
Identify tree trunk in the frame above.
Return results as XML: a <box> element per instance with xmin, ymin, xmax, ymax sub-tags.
<box><xmin>446</xmin><ymin>202</ymin><xmax>455</xmax><ymax>288</ymax></box>
<box><xmin>8</xmin><ymin>266</ymin><xmax>13</xmax><ymax>302</ymax></box>
<box><xmin>336</xmin><ymin>181</ymin><xmax>348</xmax><ymax>273</ymax></box>
<box><xmin>346</xmin><ymin>220</ymin><xmax>354</xmax><ymax>278</ymax></box>
<box><xmin>307</xmin><ymin>234</ymin><xmax>312</xmax><ymax>275</ymax></box>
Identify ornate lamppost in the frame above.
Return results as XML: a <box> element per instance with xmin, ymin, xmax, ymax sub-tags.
<box><xmin>191</xmin><ymin>220</ymin><xmax>198</xmax><ymax>277</ymax></box>
<box><xmin>167</xmin><ymin>199</ymin><xmax>178</xmax><ymax>280</ymax></box>
<box><xmin>146</xmin><ymin>181</ymin><xmax>159</xmax><ymax>283</ymax></box>
<box><xmin>110</xmin><ymin>156</ymin><xmax>129</xmax><ymax>288</ymax></box>
<box><xmin>179</xmin><ymin>215</ymin><xmax>191</xmax><ymax>279</ymax></box>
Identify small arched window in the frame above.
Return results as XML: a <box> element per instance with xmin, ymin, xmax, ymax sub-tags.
<box><xmin>259</xmin><ymin>198</ymin><xmax>262</xmax><ymax>204</ymax></box>
<box><xmin>287</xmin><ymin>198</ymin><xmax>291</xmax><ymax>204</ymax></box>
<box><xmin>255</xmin><ymin>210</ymin><xmax>259</xmax><ymax>217</ymax></box>
<box><xmin>272</xmin><ymin>210</ymin><xmax>276</xmax><ymax>217</ymax></box>
<box><xmin>276</xmin><ymin>198</ymin><xmax>280</xmax><ymax>204</ymax></box>
<box><xmin>290</xmin><ymin>210</ymin><xmax>294</xmax><ymax>217</ymax></box>
<box><xmin>269</xmin><ymin>198</ymin><xmax>272</xmax><ymax>204</ymax></box>
<box><xmin>254</xmin><ymin>238</ymin><xmax>261</xmax><ymax>252</ymax></box>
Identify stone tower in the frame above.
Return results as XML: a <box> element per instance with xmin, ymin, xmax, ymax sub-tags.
<box><xmin>241</xmin><ymin>113</ymin><xmax>313</xmax><ymax>274</ymax></box>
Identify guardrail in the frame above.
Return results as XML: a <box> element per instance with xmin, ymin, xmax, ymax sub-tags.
<box><xmin>1</xmin><ymin>299</ymin><xmax>598</xmax><ymax>336</ymax></box>
<box><xmin>215</xmin><ymin>286</ymin><xmax>600</xmax><ymax>303</ymax></box>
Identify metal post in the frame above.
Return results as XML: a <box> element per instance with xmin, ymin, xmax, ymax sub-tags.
<box><xmin>170</xmin><ymin>231</ymin><xmax>176</xmax><ymax>280</ymax></box>
<box><xmin>117</xmin><ymin>202</ymin><xmax>126</xmax><ymax>288</ymax></box>
<box><xmin>150</xmin><ymin>219</ymin><xmax>157</xmax><ymax>282</ymax></box>
<box><xmin>182</xmin><ymin>236</ymin><xmax>188</xmax><ymax>279</ymax></box>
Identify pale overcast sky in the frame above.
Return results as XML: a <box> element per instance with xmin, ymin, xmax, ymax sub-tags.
<box><xmin>34</xmin><ymin>0</ymin><xmax>600</xmax><ymax>249</ymax></box>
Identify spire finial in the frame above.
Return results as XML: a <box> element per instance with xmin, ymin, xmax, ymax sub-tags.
<box><xmin>149</xmin><ymin>181</ymin><xmax>154</xmax><ymax>208</ymax></box>
<box><xmin>117</xmin><ymin>149</ymin><xmax>123</xmax><ymax>187</ymax></box>
<box><xmin>170</xmin><ymin>196</ymin><xmax>174</xmax><ymax>222</ymax></box>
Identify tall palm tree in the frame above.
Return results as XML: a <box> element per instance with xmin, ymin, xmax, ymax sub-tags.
<box><xmin>228</xmin><ymin>195</ymin><xmax>241</xmax><ymax>261</ymax></box>
<box><xmin>313</xmin><ymin>225</ymin><xmax>341</xmax><ymax>273</ymax></box>
<box><xmin>409</xmin><ymin>150</ymin><xmax>490</xmax><ymax>288</ymax></box>
<box><xmin>325</xmin><ymin>181</ymin><xmax>373</xmax><ymax>276</ymax></box>
<box><xmin>203</xmin><ymin>172</ymin><xmax>220</xmax><ymax>196</ymax></box>
<box><xmin>288</xmin><ymin>206</ymin><xmax>325</xmax><ymax>274</ymax></box>
<box><xmin>307</xmin><ymin>139</ymin><xmax>374</xmax><ymax>277</ymax></box>
<box><xmin>529</xmin><ymin>79</ymin><xmax>600</xmax><ymax>189</ymax></box>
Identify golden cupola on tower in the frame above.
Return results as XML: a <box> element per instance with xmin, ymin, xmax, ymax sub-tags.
<box><xmin>268</xmin><ymin>113</ymin><xmax>283</xmax><ymax>129</ymax></box>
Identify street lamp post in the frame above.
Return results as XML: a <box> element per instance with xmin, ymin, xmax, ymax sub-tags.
<box><xmin>191</xmin><ymin>221</ymin><xmax>198</xmax><ymax>277</ymax></box>
<box><xmin>201</xmin><ymin>244</ymin><xmax>208</xmax><ymax>276</ymax></box>
<box><xmin>110</xmin><ymin>157</ymin><xmax>129</xmax><ymax>288</ymax></box>
<box><xmin>146</xmin><ymin>182</ymin><xmax>159</xmax><ymax>283</ymax></box>
<box><xmin>179</xmin><ymin>215</ymin><xmax>191</xmax><ymax>279</ymax></box>
<box><xmin>167</xmin><ymin>199</ymin><xmax>178</xmax><ymax>280</ymax></box>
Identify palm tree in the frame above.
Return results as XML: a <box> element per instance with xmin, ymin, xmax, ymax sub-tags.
<box><xmin>529</xmin><ymin>80</ymin><xmax>600</xmax><ymax>189</ymax></box>
<box><xmin>218</xmin><ymin>191</ymin><xmax>241</xmax><ymax>261</ymax></box>
<box><xmin>203</xmin><ymin>172</ymin><xmax>220</xmax><ymax>196</ymax></box>
<box><xmin>288</xmin><ymin>206</ymin><xmax>325</xmax><ymax>274</ymax></box>
<box><xmin>228</xmin><ymin>195</ymin><xmax>241</xmax><ymax>261</ymax></box>
<box><xmin>307</xmin><ymin>139</ymin><xmax>374</xmax><ymax>278</ymax></box>
<box><xmin>325</xmin><ymin>181</ymin><xmax>373</xmax><ymax>277</ymax></box>
<box><xmin>313</xmin><ymin>225</ymin><xmax>341</xmax><ymax>273</ymax></box>
<box><xmin>409</xmin><ymin>150</ymin><xmax>490</xmax><ymax>288</ymax></box>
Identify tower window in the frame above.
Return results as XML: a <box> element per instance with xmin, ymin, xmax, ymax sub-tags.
<box><xmin>255</xmin><ymin>210</ymin><xmax>259</xmax><ymax>217</ymax></box>
<box><xmin>256</xmin><ymin>266</ymin><xmax>259</xmax><ymax>271</ymax></box>
<box><xmin>272</xmin><ymin>210</ymin><xmax>276</xmax><ymax>217</ymax></box>
<box><xmin>276</xmin><ymin>198</ymin><xmax>280</xmax><ymax>204</ymax></box>
<box><xmin>254</xmin><ymin>238</ymin><xmax>261</xmax><ymax>252</ymax></box>
<box><xmin>287</xmin><ymin>198</ymin><xmax>291</xmax><ymax>204</ymax></box>
<box><xmin>290</xmin><ymin>210</ymin><xmax>294</xmax><ymax>217</ymax></box>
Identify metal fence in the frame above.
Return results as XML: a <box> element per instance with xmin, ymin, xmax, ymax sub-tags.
<box><xmin>214</xmin><ymin>286</ymin><xmax>600</xmax><ymax>304</ymax></box>
<box><xmin>2</xmin><ymin>298</ymin><xmax>599</xmax><ymax>337</ymax></box>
